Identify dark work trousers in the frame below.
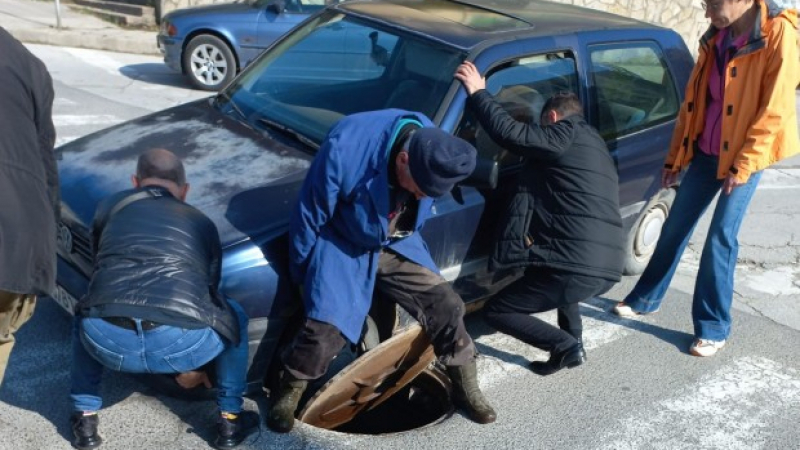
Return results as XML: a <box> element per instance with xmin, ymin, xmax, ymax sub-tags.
<box><xmin>483</xmin><ymin>268</ymin><xmax>613</xmax><ymax>355</ymax></box>
<box><xmin>283</xmin><ymin>249</ymin><xmax>476</xmax><ymax>380</ymax></box>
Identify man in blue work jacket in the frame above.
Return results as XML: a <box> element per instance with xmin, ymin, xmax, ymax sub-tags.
<box><xmin>267</xmin><ymin>109</ymin><xmax>497</xmax><ymax>432</ymax></box>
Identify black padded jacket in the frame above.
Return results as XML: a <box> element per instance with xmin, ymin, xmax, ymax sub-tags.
<box><xmin>469</xmin><ymin>90</ymin><xmax>625</xmax><ymax>281</ymax></box>
<box><xmin>77</xmin><ymin>186</ymin><xmax>239</xmax><ymax>343</ymax></box>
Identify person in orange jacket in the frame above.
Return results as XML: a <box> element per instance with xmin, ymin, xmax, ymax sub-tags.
<box><xmin>613</xmin><ymin>0</ymin><xmax>799</xmax><ymax>357</ymax></box>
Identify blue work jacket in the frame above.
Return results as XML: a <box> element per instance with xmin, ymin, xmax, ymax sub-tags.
<box><xmin>289</xmin><ymin>109</ymin><xmax>439</xmax><ymax>343</ymax></box>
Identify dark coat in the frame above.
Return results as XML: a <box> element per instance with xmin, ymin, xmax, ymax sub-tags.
<box><xmin>77</xmin><ymin>187</ymin><xmax>240</xmax><ymax>343</ymax></box>
<box><xmin>289</xmin><ymin>109</ymin><xmax>440</xmax><ymax>343</ymax></box>
<box><xmin>0</xmin><ymin>28</ymin><xmax>58</xmax><ymax>295</ymax></box>
<box><xmin>469</xmin><ymin>90</ymin><xmax>624</xmax><ymax>281</ymax></box>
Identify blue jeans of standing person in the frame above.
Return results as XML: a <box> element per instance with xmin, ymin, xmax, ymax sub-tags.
<box><xmin>623</xmin><ymin>151</ymin><xmax>762</xmax><ymax>341</ymax></box>
<box><xmin>70</xmin><ymin>299</ymin><xmax>249</xmax><ymax>414</ymax></box>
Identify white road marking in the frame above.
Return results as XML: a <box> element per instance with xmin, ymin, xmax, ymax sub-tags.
<box><xmin>740</xmin><ymin>267</ymin><xmax>800</xmax><ymax>296</ymax></box>
<box><xmin>64</xmin><ymin>47</ymin><xmax>125</xmax><ymax>77</ymax></box>
<box><xmin>54</xmin><ymin>97</ymin><xmax>77</xmax><ymax>106</ymax></box>
<box><xmin>53</xmin><ymin>114</ymin><xmax>121</xmax><ymax>127</ymax></box>
<box><xmin>56</xmin><ymin>136</ymin><xmax>80</xmax><ymax>146</ymax></box>
<box><xmin>597</xmin><ymin>357</ymin><xmax>800</xmax><ymax>450</ymax></box>
<box><xmin>476</xmin><ymin>303</ymin><xmax>636</xmax><ymax>389</ymax></box>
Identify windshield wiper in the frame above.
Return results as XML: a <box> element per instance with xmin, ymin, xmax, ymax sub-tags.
<box><xmin>215</xmin><ymin>91</ymin><xmax>248</xmax><ymax>124</ymax></box>
<box><xmin>256</xmin><ymin>117</ymin><xmax>319</xmax><ymax>151</ymax></box>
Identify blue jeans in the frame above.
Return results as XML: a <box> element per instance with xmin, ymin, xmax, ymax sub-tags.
<box><xmin>70</xmin><ymin>299</ymin><xmax>249</xmax><ymax>413</ymax></box>
<box><xmin>623</xmin><ymin>152</ymin><xmax>762</xmax><ymax>341</ymax></box>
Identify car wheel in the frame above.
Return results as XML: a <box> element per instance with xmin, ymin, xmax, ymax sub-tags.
<box><xmin>182</xmin><ymin>34</ymin><xmax>237</xmax><ymax>91</ymax></box>
<box><xmin>623</xmin><ymin>187</ymin><xmax>676</xmax><ymax>275</ymax></box>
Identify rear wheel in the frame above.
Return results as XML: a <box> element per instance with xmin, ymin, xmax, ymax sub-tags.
<box><xmin>182</xmin><ymin>34</ymin><xmax>236</xmax><ymax>91</ymax></box>
<box><xmin>623</xmin><ymin>187</ymin><xmax>676</xmax><ymax>275</ymax></box>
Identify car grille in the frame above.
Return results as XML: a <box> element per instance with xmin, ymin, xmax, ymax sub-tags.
<box><xmin>59</xmin><ymin>221</ymin><xmax>92</xmax><ymax>264</ymax></box>
<box><xmin>71</xmin><ymin>227</ymin><xmax>92</xmax><ymax>263</ymax></box>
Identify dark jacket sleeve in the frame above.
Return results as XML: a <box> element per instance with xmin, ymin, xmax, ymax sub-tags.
<box><xmin>33</xmin><ymin>59</ymin><xmax>58</xmax><ymax>223</ymax></box>
<box><xmin>469</xmin><ymin>90</ymin><xmax>575</xmax><ymax>160</ymax></box>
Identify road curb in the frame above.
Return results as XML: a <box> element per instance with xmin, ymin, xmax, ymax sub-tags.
<box><xmin>8</xmin><ymin>26</ymin><xmax>160</xmax><ymax>55</ymax></box>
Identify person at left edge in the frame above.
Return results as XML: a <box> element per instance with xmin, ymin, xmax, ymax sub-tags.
<box><xmin>267</xmin><ymin>109</ymin><xmax>497</xmax><ymax>433</ymax></box>
<box><xmin>69</xmin><ymin>149</ymin><xmax>259</xmax><ymax>450</ymax></box>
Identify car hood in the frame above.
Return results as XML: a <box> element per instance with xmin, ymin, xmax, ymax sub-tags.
<box><xmin>167</xmin><ymin>2</ymin><xmax>258</xmax><ymax>21</ymax></box>
<box><xmin>57</xmin><ymin>98</ymin><xmax>312</xmax><ymax>246</ymax></box>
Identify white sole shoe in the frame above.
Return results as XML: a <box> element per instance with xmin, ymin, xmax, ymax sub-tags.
<box><xmin>611</xmin><ymin>302</ymin><xmax>659</xmax><ymax>317</ymax></box>
<box><xmin>689</xmin><ymin>338</ymin><xmax>726</xmax><ymax>357</ymax></box>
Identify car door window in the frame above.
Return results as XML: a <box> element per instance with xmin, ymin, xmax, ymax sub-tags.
<box><xmin>455</xmin><ymin>51</ymin><xmax>578</xmax><ymax>168</ymax></box>
<box><xmin>589</xmin><ymin>42</ymin><xmax>680</xmax><ymax>140</ymax></box>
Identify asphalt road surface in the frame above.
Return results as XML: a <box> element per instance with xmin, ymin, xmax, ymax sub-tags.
<box><xmin>1</xmin><ymin>45</ymin><xmax>798</xmax><ymax>450</ymax></box>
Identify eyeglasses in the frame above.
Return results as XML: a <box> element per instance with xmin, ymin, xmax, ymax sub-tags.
<box><xmin>701</xmin><ymin>1</ymin><xmax>723</xmax><ymax>11</ymax></box>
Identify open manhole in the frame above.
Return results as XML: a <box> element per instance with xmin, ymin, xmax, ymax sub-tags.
<box><xmin>296</xmin><ymin>324</ymin><xmax>454</xmax><ymax>434</ymax></box>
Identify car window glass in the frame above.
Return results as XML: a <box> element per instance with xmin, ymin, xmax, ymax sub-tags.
<box><xmin>589</xmin><ymin>42</ymin><xmax>680</xmax><ymax>140</ymax></box>
<box><xmin>455</xmin><ymin>51</ymin><xmax>578</xmax><ymax>168</ymax></box>
<box><xmin>229</xmin><ymin>11</ymin><xmax>465</xmax><ymax>148</ymax></box>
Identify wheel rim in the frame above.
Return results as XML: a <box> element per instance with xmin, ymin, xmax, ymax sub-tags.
<box><xmin>189</xmin><ymin>44</ymin><xmax>228</xmax><ymax>86</ymax></box>
<box><xmin>634</xmin><ymin>204</ymin><xmax>668</xmax><ymax>260</ymax></box>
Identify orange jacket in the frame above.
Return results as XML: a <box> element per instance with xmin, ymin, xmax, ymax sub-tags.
<box><xmin>665</xmin><ymin>0</ymin><xmax>800</xmax><ymax>183</ymax></box>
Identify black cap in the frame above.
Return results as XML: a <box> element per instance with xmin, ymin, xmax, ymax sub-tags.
<box><xmin>407</xmin><ymin>128</ymin><xmax>477</xmax><ymax>198</ymax></box>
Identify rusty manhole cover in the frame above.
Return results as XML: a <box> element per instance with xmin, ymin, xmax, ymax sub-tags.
<box><xmin>298</xmin><ymin>323</ymin><xmax>435</xmax><ymax>429</ymax></box>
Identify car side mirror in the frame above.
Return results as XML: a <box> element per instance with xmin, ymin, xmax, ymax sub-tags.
<box><xmin>463</xmin><ymin>157</ymin><xmax>498</xmax><ymax>191</ymax></box>
<box><xmin>266</xmin><ymin>0</ymin><xmax>286</xmax><ymax>14</ymax></box>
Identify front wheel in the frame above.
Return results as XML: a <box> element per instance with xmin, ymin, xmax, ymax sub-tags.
<box><xmin>622</xmin><ymin>188</ymin><xmax>676</xmax><ymax>275</ymax></box>
<box><xmin>182</xmin><ymin>34</ymin><xmax>237</xmax><ymax>91</ymax></box>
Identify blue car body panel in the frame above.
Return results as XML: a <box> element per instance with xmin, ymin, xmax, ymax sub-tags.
<box><xmin>158</xmin><ymin>1</ymin><xmax>315</xmax><ymax>74</ymax></box>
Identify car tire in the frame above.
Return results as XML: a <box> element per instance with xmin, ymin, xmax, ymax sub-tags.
<box><xmin>182</xmin><ymin>34</ymin><xmax>237</xmax><ymax>91</ymax></box>
<box><xmin>622</xmin><ymin>187</ymin><xmax>676</xmax><ymax>276</ymax></box>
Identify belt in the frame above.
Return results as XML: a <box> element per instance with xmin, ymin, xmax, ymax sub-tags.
<box><xmin>102</xmin><ymin>316</ymin><xmax>163</xmax><ymax>331</ymax></box>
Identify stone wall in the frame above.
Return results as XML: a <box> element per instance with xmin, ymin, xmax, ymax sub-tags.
<box><xmin>554</xmin><ymin>0</ymin><xmax>708</xmax><ymax>56</ymax></box>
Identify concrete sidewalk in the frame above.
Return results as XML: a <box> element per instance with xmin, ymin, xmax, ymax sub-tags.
<box><xmin>0</xmin><ymin>0</ymin><xmax>158</xmax><ymax>55</ymax></box>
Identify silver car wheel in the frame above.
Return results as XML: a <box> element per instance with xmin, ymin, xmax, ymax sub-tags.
<box><xmin>182</xmin><ymin>34</ymin><xmax>237</xmax><ymax>91</ymax></box>
<box><xmin>190</xmin><ymin>43</ymin><xmax>228</xmax><ymax>86</ymax></box>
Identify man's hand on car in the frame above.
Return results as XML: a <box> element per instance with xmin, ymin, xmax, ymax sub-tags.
<box><xmin>454</xmin><ymin>61</ymin><xmax>486</xmax><ymax>96</ymax></box>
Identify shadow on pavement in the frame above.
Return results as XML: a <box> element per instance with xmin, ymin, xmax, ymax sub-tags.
<box><xmin>119</xmin><ymin>63</ymin><xmax>195</xmax><ymax>90</ymax></box>
<box><xmin>462</xmin><ymin>293</ymin><xmax>693</xmax><ymax>369</ymax></box>
<box><xmin>0</xmin><ymin>299</ymin><xmax>266</xmax><ymax>448</ymax></box>
<box><xmin>582</xmin><ymin>296</ymin><xmax>692</xmax><ymax>353</ymax></box>
<box><xmin>0</xmin><ymin>299</ymin><xmax>139</xmax><ymax>444</ymax></box>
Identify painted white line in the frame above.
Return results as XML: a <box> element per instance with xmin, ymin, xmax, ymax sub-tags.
<box><xmin>64</xmin><ymin>48</ymin><xmax>124</xmax><ymax>77</ymax></box>
<box><xmin>54</xmin><ymin>97</ymin><xmax>77</xmax><ymax>106</ymax></box>
<box><xmin>55</xmin><ymin>136</ymin><xmax>80</xmax><ymax>146</ymax></box>
<box><xmin>597</xmin><ymin>357</ymin><xmax>800</xmax><ymax>450</ymax></box>
<box><xmin>476</xmin><ymin>304</ymin><xmax>635</xmax><ymax>389</ymax></box>
<box><xmin>740</xmin><ymin>267</ymin><xmax>800</xmax><ymax>296</ymax></box>
<box><xmin>53</xmin><ymin>114</ymin><xmax>121</xmax><ymax>127</ymax></box>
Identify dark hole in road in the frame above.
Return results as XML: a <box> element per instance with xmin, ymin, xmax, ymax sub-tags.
<box><xmin>331</xmin><ymin>368</ymin><xmax>453</xmax><ymax>434</ymax></box>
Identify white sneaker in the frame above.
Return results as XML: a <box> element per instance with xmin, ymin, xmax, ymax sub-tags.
<box><xmin>689</xmin><ymin>338</ymin><xmax>726</xmax><ymax>357</ymax></box>
<box><xmin>611</xmin><ymin>302</ymin><xmax>658</xmax><ymax>318</ymax></box>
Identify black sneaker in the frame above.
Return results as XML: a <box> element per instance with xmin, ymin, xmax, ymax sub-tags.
<box><xmin>214</xmin><ymin>410</ymin><xmax>260</xmax><ymax>449</ymax></box>
<box><xmin>69</xmin><ymin>412</ymin><xmax>102</xmax><ymax>450</ymax></box>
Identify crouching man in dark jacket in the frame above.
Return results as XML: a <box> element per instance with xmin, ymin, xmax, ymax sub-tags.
<box><xmin>455</xmin><ymin>62</ymin><xmax>624</xmax><ymax>376</ymax></box>
<box><xmin>69</xmin><ymin>149</ymin><xmax>258</xmax><ymax>450</ymax></box>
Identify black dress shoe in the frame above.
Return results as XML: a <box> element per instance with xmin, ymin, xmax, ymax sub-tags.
<box><xmin>529</xmin><ymin>343</ymin><xmax>586</xmax><ymax>376</ymax></box>
<box><xmin>214</xmin><ymin>410</ymin><xmax>260</xmax><ymax>449</ymax></box>
<box><xmin>70</xmin><ymin>412</ymin><xmax>102</xmax><ymax>450</ymax></box>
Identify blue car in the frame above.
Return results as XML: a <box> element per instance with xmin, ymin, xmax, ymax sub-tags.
<box><xmin>157</xmin><ymin>0</ymin><xmax>333</xmax><ymax>90</ymax></box>
<box><xmin>57</xmin><ymin>0</ymin><xmax>695</xmax><ymax>424</ymax></box>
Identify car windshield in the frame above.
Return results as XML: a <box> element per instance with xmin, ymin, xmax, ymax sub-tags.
<box><xmin>225</xmin><ymin>10</ymin><xmax>466</xmax><ymax>149</ymax></box>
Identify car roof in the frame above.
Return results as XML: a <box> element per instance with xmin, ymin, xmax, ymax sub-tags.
<box><xmin>335</xmin><ymin>0</ymin><xmax>658</xmax><ymax>50</ymax></box>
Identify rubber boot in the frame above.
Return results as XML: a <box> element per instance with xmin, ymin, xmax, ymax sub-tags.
<box><xmin>266</xmin><ymin>372</ymin><xmax>308</xmax><ymax>433</ymax></box>
<box><xmin>446</xmin><ymin>360</ymin><xmax>497</xmax><ymax>424</ymax></box>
